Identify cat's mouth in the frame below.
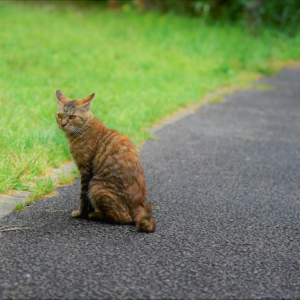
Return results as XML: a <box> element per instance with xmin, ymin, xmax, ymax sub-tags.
<box><xmin>64</xmin><ymin>126</ymin><xmax>83</xmax><ymax>137</ymax></box>
<box><xmin>56</xmin><ymin>118</ymin><xmax>83</xmax><ymax>137</ymax></box>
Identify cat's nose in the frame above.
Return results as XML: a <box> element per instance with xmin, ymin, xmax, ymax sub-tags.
<box><xmin>61</xmin><ymin>120</ymin><xmax>67</xmax><ymax>127</ymax></box>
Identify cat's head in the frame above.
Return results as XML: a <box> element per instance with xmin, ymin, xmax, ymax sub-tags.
<box><xmin>55</xmin><ymin>90</ymin><xmax>95</xmax><ymax>136</ymax></box>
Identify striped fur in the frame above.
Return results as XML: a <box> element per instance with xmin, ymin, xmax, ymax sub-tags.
<box><xmin>55</xmin><ymin>90</ymin><xmax>155</xmax><ymax>233</ymax></box>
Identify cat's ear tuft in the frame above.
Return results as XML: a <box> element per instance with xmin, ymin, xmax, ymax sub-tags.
<box><xmin>77</xmin><ymin>93</ymin><xmax>95</xmax><ymax>108</ymax></box>
<box><xmin>56</xmin><ymin>90</ymin><xmax>69</xmax><ymax>104</ymax></box>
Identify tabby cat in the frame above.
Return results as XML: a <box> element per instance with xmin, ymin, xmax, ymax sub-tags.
<box><xmin>55</xmin><ymin>90</ymin><xmax>156</xmax><ymax>233</ymax></box>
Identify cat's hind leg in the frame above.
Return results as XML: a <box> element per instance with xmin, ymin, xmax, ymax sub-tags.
<box><xmin>88</xmin><ymin>183</ymin><xmax>133</xmax><ymax>224</ymax></box>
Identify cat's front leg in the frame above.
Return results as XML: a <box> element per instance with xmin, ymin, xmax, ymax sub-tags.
<box><xmin>72</xmin><ymin>174</ymin><xmax>94</xmax><ymax>218</ymax></box>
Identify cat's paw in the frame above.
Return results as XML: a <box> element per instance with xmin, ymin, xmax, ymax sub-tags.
<box><xmin>71</xmin><ymin>210</ymin><xmax>83</xmax><ymax>218</ymax></box>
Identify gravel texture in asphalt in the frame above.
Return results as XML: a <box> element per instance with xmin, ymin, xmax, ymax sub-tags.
<box><xmin>1</xmin><ymin>68</ymin><xmax>300</xmax><ymax>299</ymax></box>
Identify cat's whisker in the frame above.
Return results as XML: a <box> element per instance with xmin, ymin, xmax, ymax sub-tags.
<box><xmin>70</xmin><ymin>127</ymin><xmax>83</xmax><ymax>137</ymax></box>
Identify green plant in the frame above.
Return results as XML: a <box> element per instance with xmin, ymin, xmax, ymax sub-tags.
<box><xmin>25</xmin><ymin>198</ymin><xmax>35</xmax><ymax>205</ymax></box>
<box><xmin>27</xmin><ymin>178</ymin><xmax>56</xmax><ymax>202</ymax></box>
<box><xmin>71</xmin><ymin>167</ymin><xmax>81</xmax><ymax>178</ymax></box>
<box><xmin>14</xmin><ymin>202</ymin><xmax>26</xmax><ymax>211</ymax></box>
<box><xmin>57</xmin><ymin>171</ymin><xmax>74</xmax><ymax>185</ymax></box>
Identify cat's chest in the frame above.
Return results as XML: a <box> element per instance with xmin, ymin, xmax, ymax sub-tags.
<box><xmin>68</xmin><ymin>138</ymin><xmax>95</xmax><ymax>167</ymax></box>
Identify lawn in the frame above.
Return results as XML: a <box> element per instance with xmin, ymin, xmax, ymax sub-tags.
<box><xmin>1</xmin><ymin>0</ymin><xmax>300</xmax><ymax>194</ymax></box>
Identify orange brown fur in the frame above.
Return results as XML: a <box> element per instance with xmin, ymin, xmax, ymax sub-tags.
<box><xmin>55</xmin><ymin>90</ymin><xmax>155</xmax><ymax>233</ymax></box>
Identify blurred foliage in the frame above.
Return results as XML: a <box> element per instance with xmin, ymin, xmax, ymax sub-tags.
<box><xmin>98</xmin><ymin>0</ymin><xmax>300</xmax><ymax>35</ymax></box>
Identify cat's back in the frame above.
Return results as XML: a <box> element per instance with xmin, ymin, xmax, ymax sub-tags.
<box><xmin>93</xmin><ymin>124</ymin><xmax>142</xmax><ymax>176</ymax></box>
<box><xmin>91</xmin><ymin>121</ymin><xmax>146</xmax><ymax>195</ymax></box>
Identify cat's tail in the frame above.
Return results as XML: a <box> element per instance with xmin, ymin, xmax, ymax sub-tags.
<box><xmin>136</xmin><ymin>203</ymin><xmax>156</xmax><ymax>233</ymax></box>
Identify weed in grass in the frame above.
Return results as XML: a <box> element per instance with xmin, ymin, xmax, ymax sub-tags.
<box><xmin>2</xmin><ymin>154</ymin><xmax>41</xmax><ymax>193</ymax></box>
<box><xmin>0</xmin><ymin>1</ymin><xmax>300</xmax><ymax>193</ymax></box>
<box><xmin>57</xmin><ymin>171</ymin><xmax>74</xmax><ymax>185</ymax></box>
<box><xmin>14</xmin><ymin>202</ymin><xmax>26</xmax><ymax>211</ymax></box>
<box><xmin>12</xmin><ymin>183</ymin><xmax>31</xmax><ymax>192</ymax></box>
<box><xmin>28</xmin><ymin>178</ymin><xmax>56</xmax><ymax>202</ymax></box>
<box><xmin>71</xmin><ymin>167</ymin><xmax>80</xmax><ymax>178</ymax></box>
<box><xmin>25</xmin><ymin>198</ymin><xmax>35</xmax><ymax>206</ymax></box>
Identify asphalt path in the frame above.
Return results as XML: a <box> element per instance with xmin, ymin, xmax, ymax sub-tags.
<box><xmin>1</xmin><ymin>67</ymin><xmax>300</xmax><ymax>299</ymax></box>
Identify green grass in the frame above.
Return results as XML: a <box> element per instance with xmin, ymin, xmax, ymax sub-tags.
<box><xmin>70</xmin><ymin>167</ymin><xmax>80</xmax><ymax>179</ymax></box>
<box><xmin>14</xmin><ymin>202</ymin><xmax>26</xmax><ymax>211</ymax></box>
<box><xmin>26</xmin><ymin>178</ymin><xmax>56</xmax><ymax>203</ymax></box>
<box><xmin>1</xmin><ymin>1</ymin><xmax>300</xmax><ymax>194</ymax></box>
<box><xmin>57</xmin><ymin>171</ymin><xmax>75</xmax><ymax>185</ymax></box>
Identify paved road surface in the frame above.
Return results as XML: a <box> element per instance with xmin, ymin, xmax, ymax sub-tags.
<box><xmin>1</xmin><ymin>68</ymin><xmax>300</xmax><ymax>299</ymax></box>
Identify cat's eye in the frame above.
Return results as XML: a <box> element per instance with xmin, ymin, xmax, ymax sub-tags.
<box><xmin>69</xmin><ymin>115</ymin><xmax>76</xmax><ymax>119</ymax></box>
<box><xmin>57</xmin><ymin>113</ymin><xmax>63</xmax><ymax>118</ymax></box>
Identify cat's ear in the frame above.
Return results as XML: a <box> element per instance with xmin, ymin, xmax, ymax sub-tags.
<box><xmin>77</xmin><ymin>93</ymin><xmax>95</xmax><ymax>109</ymax></box>
<box><xmin>56</xmin><ymin>90</ymin><xmax>70</xmax><ymax>104</ymax></box>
